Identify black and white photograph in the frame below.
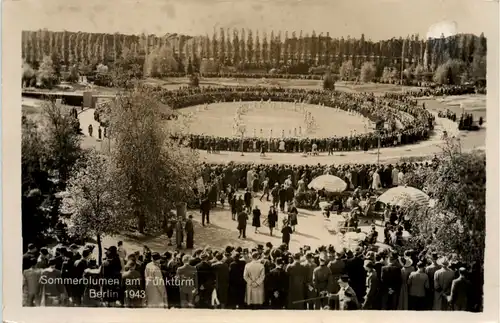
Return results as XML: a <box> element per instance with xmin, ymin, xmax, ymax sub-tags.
<box><xmin>3</xmin><ymin>0</ymin><xmax>499</xmax><ymax>320</ymax></box>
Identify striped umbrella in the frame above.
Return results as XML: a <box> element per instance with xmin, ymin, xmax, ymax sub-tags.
<box><xmin>308</xmin><ymin>175</ymin><xmax>347</xmax><ymax>193</ymax></box>
<box><xmin>377</xmin><ymin>185</ymin><xmax>430</xmax><ymax>208</ymax></box>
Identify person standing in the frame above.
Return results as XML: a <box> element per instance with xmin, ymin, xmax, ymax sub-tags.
<box><xmin>244</xmin><ymin>252</ymin><xmax>266</xmax><ymax>309</ymax></box>
<box><xmin>433</xmin><ymin>258</ymin><xmax>455</xmax><ymax>310</ymax></box>
<box><xmin>176</xmin><ymin>255</ymin><xmax>198</xmax><ymax>308</ymax></box>
<box><xmin>122</xmin><ymin>260</ymin><xmax>144</xmax><ymax>308</ymax></box>
<box><xmin>362</xmin><ymin>261</ymin><xmax>380</xmax><ymax>309</ymax></box>
<box><xmin>200</xmin><ymin>195</ymin><xmax>211</xmax><ymax>226</ymax></box>
<box><xmin>228</xmin><ymin>253</ymin><xmax>247</xmax><ymax>309</ymax></box>
<box><xmin>244</xmin><ymin>188</ymin><xmax>253</xmax><ymax>213</ymax></box>
<box><xmin>230</xmin><ymin>194</ymin><xmax>238</xmax><ymax>221</ymax></box>
<box><xmin>447</xmin><ymin>267</ymin><xmax>471</xmax><ymax>311</ymax></box>
<box><xmin>39</xmin><ymin>258</ymin><xmax>67</xmax><ymax>306</ymax></box>
<box><xmin>175</xmin><ymin>219</ymin><xmax>184</xmax><ymax>249</ymax></box>
<box><xmin>265</xmin><ymin>257</ymin><xmax>289</xmax><ymax>309</ymax></box>
<box><xmin>287</xmin><ymin>202</ymin><xmax>298</xmax><ymax>232</ymax></box>
<box><xmin>271</xmin><ymin>183</ymin><xmax>280</xmax><ymax>208</ymax></box>
<box><xmin>237</xmin><ymin>210</ymin><xmax>248</xmax><ymax>239</ymax></box>
<box><xmin>302</xmin><ymin>252</ymin><xmax>318</xmax><ymax>309</ymax></box>
<box><xmin>252</xmin><ymin>206</ymin><xmax>261</xmax><ymax>234</ymax></box>
<box><xmin>185</xmin><ymin>215</ymin><xmax>194</xmax><ymax>249</ymax></box>
<box><xmin>407</xmin><ymin>261</ymin><xmax>429</xmax><ymax>311</ymax></box>
<box><xmin>145</xmin><ymin>253</ymin><xmax>168</xmax><ymax>308</ymax></box>
<box><xmin>23</xmin><ymin>257</ymin><xmax>42</xmax><ymax>306</ymax></box>
<box><xmin>312</xmin><ymin>253</ymin><xmax>333</xmax><ymax>309</ymax></box>
<box><xmin>425</xmin><ymin>252</ymin><xmax>441</xmax><ymax>309</ymax></box>
<box><xmin>195</xmin><ymin>253</ymin><xmax>215</xmax><ymax>309</ymax></box>
<box><xmin>281</xmin><ymin>220</ymin><xmax>293</xmax><ymax>248</ymax></box>
<box><xmin>398</xmin><ymin>257</ymin><xmax>415</xmax><ymax>310</ymax></box>
<box><xmin>88</xmin><ymin>124</ymin><xmax>93</xmax><ymax>137</ymax></box>
<box><xmin>278</xmin><ymin>184</ymin><xmax>287</xmax><ymax>212</ymax></box>
<box><xmin>286</xmin><ymin>253</ymin><xmax>307</xmax><ymax>309</ymax></box>
<box><xmin>267</xmin><ymin>205</ymin><xmax>278</xmax><ymax>236</ymax></box>
<box><xmin>211</xmin><ymin>253</ymin><xmax>230</xmax><ymax>309</ymax></box>
<box><xmin>260</xmin><ymin>177</ymin><xmax>270</xmax><ymax>201</ymax></box>
<box><xmin>380</xmin><ymin>253</ymin><xmax>403</xmax><ymax>310</ymax></box>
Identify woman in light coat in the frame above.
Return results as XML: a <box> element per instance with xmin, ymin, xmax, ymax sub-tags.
<box><xmin>243</xmin><ymin>252</ymin><xmax>266</xmax><ymax>308</ymax></box>
<box><xmin>145</xmin><ymin>253</ymin><xmax>168</xmax><ymax>308</ymax></box>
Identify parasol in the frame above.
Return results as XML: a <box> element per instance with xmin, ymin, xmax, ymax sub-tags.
<box><xmin>377</xmin><ymin>185</ymin><xmax>430</xmax><ymax>208</ymax></box>
<box><xmin>308</xmin><ymin>175</ymin><xmax>347</xmax><ymax>193</ymax></box>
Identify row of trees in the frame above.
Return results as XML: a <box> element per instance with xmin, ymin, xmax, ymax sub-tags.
<box><xmin>22</xmin><ymin>87</ymin><xmax>199</xmax><ymax>262</ymax></box>
<box><xmin>22</xmin><ymin>29</ymin><xmax>487</xmax><ymax>79</ymax></box>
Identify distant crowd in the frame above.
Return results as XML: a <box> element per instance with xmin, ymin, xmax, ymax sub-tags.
<box><xmin>150</xmin><ymin>87</ymin><xmax>434</xmax><ymax>153</ymax></box>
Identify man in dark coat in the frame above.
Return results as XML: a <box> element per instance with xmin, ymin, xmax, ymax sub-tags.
<box><xmin>345</xmin><ymin>250</ymin><xmax>366</xmax><ymax>302</ymax></box>
<box><xmin>211</xmin><ymin>253</ymin><xmax>230</xmax><ymax>308</ymax></box>
<box><xmin>265</xmin><ymin>257</ymin><xmax>289</xmax><ymax>309</ymax></box>
<box><xmin>200</xmin><ymin>195</ymin><xmax>211</xmax><ymax>226</ymax></box>
<box><xmin>237</xmin><ymin>210</ymin><xmax>248</xmax><ymax>239</ymax></box>
<box><xmin>447</xmin><ymin>267</ymin><xmax>471</xmax><ymax>311</ymax></box>
<box><xmin>286</xmin><ymin>253</ymin><xmax>307</xmax><ymax>309</ymax></box>
<box><xmin>72</xmin><ymin>249</ymin><xmax>92</xmax><ymax>306</ymax></box>
<box><xmin>380</xmin><ymin>253</ymin><xmax>403</xmax><ymax>310</ymax></box>
<box><xmin>362</xmin><ymin>261</ymin><xmax>380</xmax><ymax>309</ymax></box>
<box><xmin>228</xmin><ymin>253</ymin><xmax>247</xmax><ymax>309</ymax></box>
<box><xmin>185</xmin><ymin>215</ymin><xmax>194</xmax><ymax>249</ymax></box>
<box><xmin>195</xmin><ymin>253</ymin><xmax>215</xmax><ymax>308</ymax></box>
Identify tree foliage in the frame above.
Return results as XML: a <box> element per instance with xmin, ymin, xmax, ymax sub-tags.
<box><xmin>360</xmin><ymin>62</ymin><xmax>376</xmax><ymax>82</ymax></box>
<box><xmin>339</xmin><ymin>60</ymin><xmax>355</xmax><ymax>81</ymax></box>
<box><xmin>37</xmin><ymin>55</ymin><xmax>58</xmax><ymax>88</ymax></box>
<box><xmin>433</xmin><ymin>59</ymin><xmax>466</xmax><ymax>85</ymax></box>
<box><xmin>144</xmin><ymin>46</ymin><xmax>179</xmax><ymax>77</ymax></box>
<box><xmin>322</xmin><ymin>72</ymin><xmax>336</xmax><ymax>90</ymax></box>
<box><xmin>404</xmin><ymin>144</ymin><xmax>485</xmax><ymax>265</ymax></box>
<box><xmin>108</xmin><ymin>85</ymin><xmax>200</xmax><ymax>233</ymax></box>
<box><xmin>40</xmin><ymin>101</ymin><xmax>82</xmax><ymax>183</ymax></box>
<box><xmin>61</xmin><ymin>149</ymin><xmax>121</xmax><ymax>264</ymax></box>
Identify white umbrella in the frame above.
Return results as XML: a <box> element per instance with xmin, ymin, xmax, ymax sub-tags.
<box><xmin>377</xmin><ymin>185</ymin><xmax>430</xmax><ymax>207</ymax></box>
<box><xmin>308</xmin><ymin>175</ymin><xmax>347</xmax><ymax>193</ymax></box>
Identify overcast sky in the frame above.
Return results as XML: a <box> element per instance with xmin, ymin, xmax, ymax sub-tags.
<box><xmin>11</xmin><ymin>0</ymin><xmax>498</xmax><ymax>40</ymax></box>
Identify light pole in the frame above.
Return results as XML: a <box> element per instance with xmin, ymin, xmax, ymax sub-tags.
<box><xmin>377</xmin><ymin>130</ymin><xmax>381</xmax><ymax>166</ymax></box>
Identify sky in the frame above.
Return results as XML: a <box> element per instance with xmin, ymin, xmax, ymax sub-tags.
<box><xmin>10</xmin><ymin>0</ymin><xmax>498</xmax><ymax>40</ymax></box>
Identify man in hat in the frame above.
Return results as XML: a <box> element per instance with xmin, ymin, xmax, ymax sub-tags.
<box><xmin>313</xmin><ymin>252</ymin><xmax>333</xmax><ymax>309</ymax></box>
<box><xmin>302</xmin><ymin>252</ymin><xmax>318</xmax><ymax>309</ymax></box>
<box><xmin>328</xmin><ymin>252</ymin><xmax>346</xmax><ymax>297</ymax></box>
<box><xmin>407</xmin><ymin>261</ymin><xmax>429</xmax><ymax>311</ymax></box>
<box><xmin>286</xmin><ymin>252</ymin><xmax>307</xmax><ymax>309</ymax></box>
<box><xmin>175</xmin><ymin>218</ymin><xmax>184</xmax><ymax>249</ymax></box>
<box><xmin>237</xmin><ymin>209</ymin><xmax>248</xmax><ymax>239</ymax></box>
<box><xmin>271</xmin><ymin>183</ymin><xmax>280</xmax><ymax>208</ymax></box>
<box><xmin>72</xmin><ymin>248</ymin><xmax>92</xmax><ymax>306</ymax></box>
<box><xmin>425</xmin><ymin>252</ymin><xmax>441</xmax><ymax>309</ymax></box>
<box><xmin>200</xmin><ymin>194</ymin><xmax>211</xmax><ymax>226</ymax></box>
<box><xmin>447</xmin><ymin>267</ymin><xmax>471</xmax><ymax>311</ymax></box>
<box><xmin>228</xmin><ymin>252</ymin><xmax>247</xmax><ymax>309</ymax></box>
<box><xmin>362</xmin><ymin>260</ymin><xmax>380</xmax><ymax>309</ymax></box>
<box><xmin>177</xmin><ymin>255</ymin><xmax>198</xmax><ymax>308</ymax></box>
<box><xmin>265</xmin><ymin>257</ymin><xmax>289</xmax><ymax>309</ymax></box>
<box><xmin>145</xmin><ymin>252</ymin><xmax>168</xmax><ymax>308</ymax></box>
<box><xmin>195</xmin><ymin>252</ymin><xmax>215</xmax><ymax>308</ymax></box>
<box><xmin>185</xmin><ymin>214</ymin><xmax>195</xmax><ymax>249</ymax></box>
<box><xmin>22</xmin><ymin>257</ymin><xmax>42</xmax><ymax>306</ymax></box>
<box><xmin>212</xmin><ymin>252</ymin><xmax>230</xmax><ymax>308</ymax></box>
<box><xmin>259</xmin><ymin>177</ymin><xmax>270</xmax><ymax>202</ymax></box>
<box><xmin>23</xmin><ymin>243</ymin><xmax>39</xmax><ymax>270</ymax></box>
<box><xmin>39</xmin><ymin>258</ymin><xmax>67</xmax><ymax>306</ymax></box>
<box><xmin>433</xmin><ymin>257</ymin><xmax>455</xmax><ymax>310</ymax></box>
<box><xmin>122</xmin><ymin>260</ymin><xmax>144</xmax><ymax>308</ymax></box>
<box><xmin>380</xmin><ymin>252</ymin><xmax>403</xmax><ymax>310</ymax></box>
<box><xmin>243</xmin><ymin>252</ymin><xmax>266</xmax><ymax>308</ymax></box>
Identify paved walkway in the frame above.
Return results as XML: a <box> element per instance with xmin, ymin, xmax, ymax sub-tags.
<box><xmin>97</xmin><ymin>196</ymin><xmax>382</xmax><ymax>256</ymax></box>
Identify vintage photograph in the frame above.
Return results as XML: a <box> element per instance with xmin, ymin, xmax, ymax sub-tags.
<box><xmin>17</xmin><ymin>0</ymin><xmax>492</xmax><ymax>313</ymax></box>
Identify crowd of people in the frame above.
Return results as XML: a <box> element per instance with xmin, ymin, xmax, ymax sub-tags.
<box><xmin>22</xmin><ymin>229</ymin><xmax>483</xmax><ymax>311</ymax></box>
<box><xmin>404</xmin><ymin>85</ymin><xmax>484</xmax><ymax>97</ymax></box>
<box><xmin>146</xmin><ymin>87</ymin><xmax>434</xmax><ymax>153</ymax></box>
